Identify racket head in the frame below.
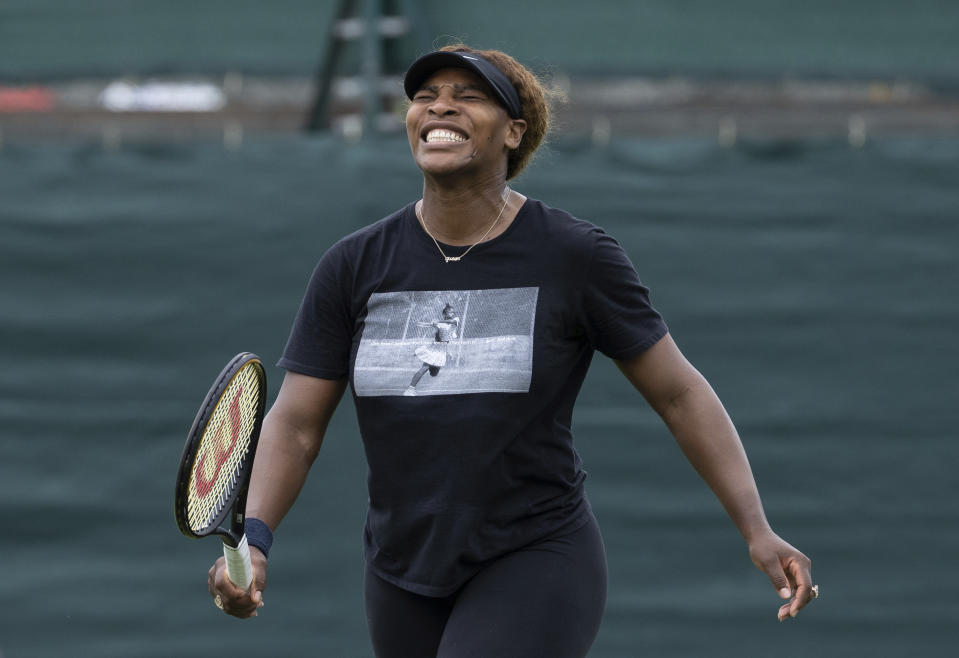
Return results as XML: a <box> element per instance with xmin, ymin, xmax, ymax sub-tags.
<box><xmin>174</xmin><ymin>353</ymin><xmax>266</xmax><ymax>545</ymax></box>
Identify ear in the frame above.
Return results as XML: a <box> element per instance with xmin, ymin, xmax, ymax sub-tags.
<box><xmin>504</xmin><ymin>119</ymin><xmax>527</xmax><ymax>150</ymax></box>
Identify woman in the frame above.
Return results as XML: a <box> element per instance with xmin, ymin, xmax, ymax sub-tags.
<box><xmin>208</xmin><ymin>45</ymin><xmax>817</xmax><ymax>657</ymax></box>
<box><xmin>406</xmin><ymin>303</ymin><xmax>460</xmax><ymax>396</ymax></box>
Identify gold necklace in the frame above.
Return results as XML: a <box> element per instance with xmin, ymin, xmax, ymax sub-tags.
<box><xmin>417</xmin><ymin>188</ymin><xmax>511</xmax><ymax>263</ymax></box>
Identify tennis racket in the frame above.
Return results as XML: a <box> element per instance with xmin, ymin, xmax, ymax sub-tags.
<box><xmin>174</xmin><ymin>352</ymin><xmax>267</xmax><ymax>590</ymax></box>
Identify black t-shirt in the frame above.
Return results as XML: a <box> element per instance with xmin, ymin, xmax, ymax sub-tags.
<box><xmin>279</xmin><ymin>198</ymin><xmax>668</xmax><ymax>596</ymax></box>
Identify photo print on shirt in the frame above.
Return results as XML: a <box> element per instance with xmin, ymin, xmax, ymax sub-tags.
<box><xmin>354</xmin><ymin>287</ymin><xmax>538</xmax><ymax>397</ymax></box>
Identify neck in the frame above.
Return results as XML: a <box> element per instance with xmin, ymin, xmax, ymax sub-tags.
<box><xmin>418</xmin><ymin>176</ymin><xmax>517</xmax><ymax>246</ymax></box>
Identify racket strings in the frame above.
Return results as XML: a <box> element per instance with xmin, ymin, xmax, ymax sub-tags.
<box><xmin>186</xmin><ymin>364</ymin><xmax>261</xmax><ymax>532</ymax></box>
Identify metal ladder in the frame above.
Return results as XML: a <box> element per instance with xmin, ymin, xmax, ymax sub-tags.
<box><xmin>305</xmin><ymin>0</ymin><xmax>431</xmax><ymax>137</ymax></box>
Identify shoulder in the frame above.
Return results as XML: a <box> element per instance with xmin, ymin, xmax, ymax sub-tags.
<box><xmin>326</xmin><ymin>203</ymin><xmax>413</xmax><ymax>259</ymax></box>
<box><xmin>305</xmin><ymin>204</ymin><xmax>413</xmax><ymax>290</ymax></box>
<box><xmin>313</xmin><ymin>203</ymin><xmax>413</xmax><ymax>276</ymax></box>
<box><xmin>521</xmin><ymin>198</ymin><xmax>616</xmax><ymax>257</ymax></box>
<box><xmin>522</xmin><ymin>198</ymin><xmax>645</xmax><ymax>288</ymax></box>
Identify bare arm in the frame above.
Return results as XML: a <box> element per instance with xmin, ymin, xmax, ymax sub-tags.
<box><xmin>246</xmin><ymin>372</ymin><xmax>348</xmax><ymax>529</ymax></box>
<box><xmin>209</xmin><ymin>371</ymin><xmax>347</xmax><ymax>618</ymax></box>
<box><xmin>616</xmin><ymin>333</ymin><xmax>814</xmax><ymax>621</ymax></box>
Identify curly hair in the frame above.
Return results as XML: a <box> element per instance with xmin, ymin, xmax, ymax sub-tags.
<box><xmin>437</xmin><ymin>44</ymin><xmax>553</xmax><ymax>180</ymax></box>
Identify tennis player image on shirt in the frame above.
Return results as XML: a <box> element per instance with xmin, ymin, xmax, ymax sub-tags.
<box><xmin>354</xmin><ymin>287</ymin><xmax>538</xmax><ymax>396</ymax></box>
<box><xmin>404</xmin><ymin>302</ymin><xmax>460</xmax><ymax>396</ymax></box>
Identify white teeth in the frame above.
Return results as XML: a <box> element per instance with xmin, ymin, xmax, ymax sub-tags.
<box><xmin>426</xmin><ymin>129</ymin><xmax>467</xmax><ymax>143</ymax></box>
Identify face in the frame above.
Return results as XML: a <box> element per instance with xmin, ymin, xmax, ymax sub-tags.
<box><xmin>406</xmin><ymin>67</ymin><xmax>526</xmax><ymax>180</ymax></box>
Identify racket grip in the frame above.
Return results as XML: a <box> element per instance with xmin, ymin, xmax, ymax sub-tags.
<box><xmin>223</xmin><ymin>534</ymin><xmax>254</xmax><ymax>590</ymax></box>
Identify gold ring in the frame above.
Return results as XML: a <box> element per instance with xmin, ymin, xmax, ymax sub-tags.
<box><xmin>214</xmin><ymin>594</ymin><xmax>224</xmax><ymax>610</ymax></box>
<box><xmin>810</xmin><ymin>584</ymin><xmax>819</xmax><ymax>599</ymax></box>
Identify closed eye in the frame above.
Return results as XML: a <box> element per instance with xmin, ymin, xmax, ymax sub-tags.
<box><xmin>413</xmin><ymin>83</ymin><xmax>490</xmax><ymax>103</ymax></box>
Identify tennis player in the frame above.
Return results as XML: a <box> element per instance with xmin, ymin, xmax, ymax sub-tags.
<box><xmin>208</xmin><ymin>45</ymin><xmax>817</xmax><ymax>656</ymax></box>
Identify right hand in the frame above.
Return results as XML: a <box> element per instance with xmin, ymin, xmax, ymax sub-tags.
<box><xmin>207</xmin><ymin>546</ymin><xmax>268</xmax><ymax>618</ymax></box>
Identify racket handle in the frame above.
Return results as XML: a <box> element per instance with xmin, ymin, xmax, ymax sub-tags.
<box><xmin>223</xmin><ymin>534</ymin><xmax>254</xmax><ymax>590</ymax></box>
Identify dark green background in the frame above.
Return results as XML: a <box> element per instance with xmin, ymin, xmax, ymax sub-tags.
<box><xmin>2</xmin><ymin>1</ymin><xmax>958</xmax><ymax>656</ymax></box>
<box><xmin>2</xmin><ymin>0</ymin><xmax>959</xmax><ymax>81</ymax></box>
<box><xmin>2</xmin><ymin>134</ymin><xmax>956</xmax><ymax>656</ymax></box>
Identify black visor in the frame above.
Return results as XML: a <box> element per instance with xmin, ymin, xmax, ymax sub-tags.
<box><xmin>404</xmin><ymin>50</ymin><xmax>523</xmax><ymax>119</ymax></box>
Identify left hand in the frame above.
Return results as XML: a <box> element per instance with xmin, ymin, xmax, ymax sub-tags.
<box><xmin>747</xmin><ymin>530</ymin><xmax>815</xmax><ymax>621</ymax></box>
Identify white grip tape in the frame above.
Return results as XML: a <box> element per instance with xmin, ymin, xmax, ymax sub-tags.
<box><xmin>223</xmin><ymin>534</ymin><xmax>254</xmax><ymax>590</ymax></box>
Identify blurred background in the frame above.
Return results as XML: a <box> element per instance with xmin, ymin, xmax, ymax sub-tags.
<box><xmin>1</xmin><ymin>1</ymin><xmax>957</xmax><ymax>656</ymax></box>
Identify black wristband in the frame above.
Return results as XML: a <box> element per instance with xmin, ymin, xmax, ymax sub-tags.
<box><xmin>244</xmin><ymin>517</ymin><xmax>274</xmax><ymax>558</ymax></box>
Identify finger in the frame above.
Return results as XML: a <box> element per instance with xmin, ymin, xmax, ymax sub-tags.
<box><xmin>789</xmin><ymin>583</ymin><xmax>812</xmax><ymax>617</ymax></box>
<box><xmin>249</xmin><ymin>551</ymin><xmax>268</xmax><ymax>609</ymax></box>
<box><xmin>770</xmin><ymin>561</ymin><xmax>798</xmax><ymax>621</ymax></box>
<box><xmin>785</xmin><ymin>559</ymin><xmax>814</xmax><ymax>618</ymax></box>
<box><xmin>778</xmin><ymin>602</ymin><xmax>792</xmax><ymax>622</ymax></box>
<box><xmin>218</xmin><ymin>588</ymin><xmax>259</xmax><ymax>618</ymax></box>
<box><xmin>770</xmin><ymin>555</ymin><xmax>813</xmax><ymax>620</ymax></box>
<box><xmin>227</xmin><ymin>601</ymin><xmax>260</xmax><ymax>618</ymax></box>
<box><xmin>212</xmin><ymin>562</ymin><xmax>259</xmax><ymax>617</ymax></box>
<box><xmin>759</xmin><ymin>556</ymin><xmax>793</xmax><ymax>601</ymax></box>
<box><xmin>208</xmin><ymin>557</ymin><xmax>224</xmax><ymax>597</ymax></box>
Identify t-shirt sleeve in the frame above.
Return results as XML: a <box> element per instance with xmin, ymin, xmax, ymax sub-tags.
<box><xmin>276</xmin><ymin>242</ymin><xmax>354</xmax><ymax>380</ymax></box>
<box><xmin>581</xmin><ymin>229</ymin><xmax>668</xmax><ymax>359</ymax></box>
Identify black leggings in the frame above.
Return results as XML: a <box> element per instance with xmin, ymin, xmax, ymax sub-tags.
<box><xmin>364</xmin><ymin>515</ymin><xmax>607</xmax><ymax>658</ymax></box>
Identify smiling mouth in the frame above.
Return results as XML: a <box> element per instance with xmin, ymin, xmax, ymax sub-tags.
<box><xmin>424</xmin><ymin>129</ymin><xmax>468</xmax><ymax>144</ymax></box>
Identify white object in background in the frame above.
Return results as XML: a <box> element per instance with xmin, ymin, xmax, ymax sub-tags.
<box><xmin>99</xmin><ymin>80</ymin><xmax>226</xmax><ymax>112</ymax></box>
